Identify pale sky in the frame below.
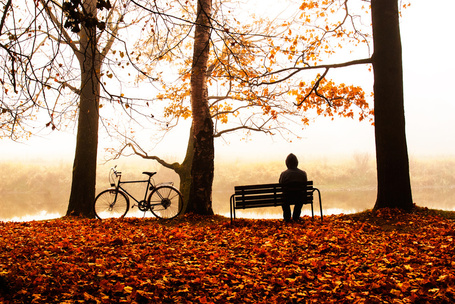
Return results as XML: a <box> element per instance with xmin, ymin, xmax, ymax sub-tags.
<box><xmin>1</xmin><ymin>0</ymin><xmax>454</xmax><ymax>163</ymax></box>
<box><xmin>219</xmin><ymin>0</ymin><xmax>455</xmax><ymax>161</ymax></box>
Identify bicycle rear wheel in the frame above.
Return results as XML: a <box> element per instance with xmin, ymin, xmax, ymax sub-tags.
<box><xmin>148</xmin><ymin>186</ymin><xmax>183</xmax><ymax>219</ymax></box>
<box><xmin>94</xmin><ymin>189</ymin><xmax>129</xmax><ymax>219</ymax></box>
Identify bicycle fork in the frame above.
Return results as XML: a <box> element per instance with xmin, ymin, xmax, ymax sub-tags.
<box><xmin>109</xmin><ymin>189</ymin><xmax>120</xmax><ymax>210</ymax></box>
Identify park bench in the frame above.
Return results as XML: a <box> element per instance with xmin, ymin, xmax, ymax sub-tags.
<box><xmin>230</xmin><ymin>181</ymin><xmax>322</xmax><ymax>224</ymax></box>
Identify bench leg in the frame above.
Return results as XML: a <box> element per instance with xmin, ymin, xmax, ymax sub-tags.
<box><xmin>313</xmin><ymin>188</ymin><xmax>323</xmax><ymax>221</ymax></box>
<box><xmin>230</xmin><ymin>195</ymin><xmax>234</xmax><ymax>225</ymax></box>
<box><xmin>230</xmin><ymin>194</ymin><xmax>237</xmax><ymax>225</ymax></box>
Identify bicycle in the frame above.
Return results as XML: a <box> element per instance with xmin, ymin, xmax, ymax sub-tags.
<box><xmin>93</xmin><ymin>166</ymin><xmax>183</xmax><ymax>220</ymax></box>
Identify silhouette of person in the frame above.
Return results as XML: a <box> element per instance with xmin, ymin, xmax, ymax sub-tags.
<box><xmin>279</xmin><ymin>153</ymin><xmax>308</xmax><ymax>222</ymax></box>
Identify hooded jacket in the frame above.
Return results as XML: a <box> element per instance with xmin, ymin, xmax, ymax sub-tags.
<box><xmin>279</xmin><ymin>153</ymin><xmax>307</xmax><ymax>185</ymax></box>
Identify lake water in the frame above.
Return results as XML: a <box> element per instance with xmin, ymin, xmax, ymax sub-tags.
<box><xmin>2</xmin><ymin>186</ymin><xmax>453</xmax><ymax>222</ymax></box>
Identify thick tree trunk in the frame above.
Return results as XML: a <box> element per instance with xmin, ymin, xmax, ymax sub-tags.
<box><xmin>371</xmin><ymin>0</ymin><xmax>413</xmax><ymax>211</ymax></box>
<box><xmin>66</xmin><ymin>0</ymin><xmax>100</xmax><ymax>217</ymax></box>
<box><xmin>186</xmin><ymin>0</ymin><xmax>214</xmax><ymax>215</ymax></box>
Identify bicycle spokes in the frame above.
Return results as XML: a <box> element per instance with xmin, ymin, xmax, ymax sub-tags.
<box><xmin>148</xmin><ymin>186</ymin><xmax>183</xmax><ymax>219</ymax></box>
<box><xmin>94</xmin><ymin>190</ymin><xmax>129</xmax><ymax>220</ymax></box>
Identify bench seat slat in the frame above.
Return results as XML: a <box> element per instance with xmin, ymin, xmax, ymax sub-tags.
<box><xmin>235</xmin><ymin>193</ymin><xmax>313</xmax><ymax>204</ymax></box>
<box><xmin>237</xmin><ymin>196</ymin><xmax>283</xmax><ymax>202</ymax></box>
<box><xmin>234</xmin><ymin>181</ymin><xmax>313</xmax><ymax>191</ymax></box>
<box><xmin>234</xmin><ymin>183</ymin><xmax>282</xmax><ymax>190</ymax></box>
<box><xmin>235</xmin><ymin>188</ymin><xmax>283</xmax><ymax>196</ymax></box>
<box><xmin>237</xmin><ymin>203</ymin><xmax>284</xmax><ymax>209</ymax></box>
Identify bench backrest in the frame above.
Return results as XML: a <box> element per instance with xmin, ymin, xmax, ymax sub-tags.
<box><xmin>233</xmin><ymin>181</ymin><xmax>314</xmax><ymax>209</ymax></box>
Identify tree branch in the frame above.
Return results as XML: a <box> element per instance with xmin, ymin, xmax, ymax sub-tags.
<box><xmin>39</xmin><ymin>0</ymin><xmax>80</xmax><ymax>55</ymax></box>
<box><xmin>214</xmin><ymin>116</ymin><xmax>274</xmax><ymax>138</ymax></box>
<box><xmin>254</xmin><ymin>57</ymin><xmax>372</xmax><ymax>86</ymax></box>
<box><xmin>297</xmin><ymin>68</ymin><xmax>329</xmax><ymax>106</ymax></box>
<box><xmin>114</xmin><ymin>141</ymin><xmax>181</xmax><ymax>171</ymax></box>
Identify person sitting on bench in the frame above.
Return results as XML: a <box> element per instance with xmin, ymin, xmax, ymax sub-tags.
<box><xmin>279</xmin><ymin>153</ymin><xmax>308</xmax><ymax>222</ymax></box>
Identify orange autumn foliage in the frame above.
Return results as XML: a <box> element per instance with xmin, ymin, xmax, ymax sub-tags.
<box><xmin>1</xmin><ymin>208</ymin><xmax>455</xmax><ymax>303</ymax></box>
<box><xmin>290</xmin><ymin>78</ymin><xmax>374</xmax><ymax>123</ymax></box>
<box><xmin>135</xmin><ymin>1</ymin><xmax>376</xmax><ymax>133</ymax></box>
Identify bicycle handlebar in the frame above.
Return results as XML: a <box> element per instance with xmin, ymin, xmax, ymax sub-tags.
<box><xmin>111</xmin><ymin>166</ymin><xmax>122</xmax><ymax>176</ymax></box>
<box><xmin>109</xmin><ymin>166</ymin><xmax>122</xmax><ymax>187</ymax></box>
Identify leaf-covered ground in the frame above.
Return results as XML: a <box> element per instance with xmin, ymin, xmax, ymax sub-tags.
<box><xmin>1</xmin><ymin>207</ymin><xmax>455</xmax><ymax>303</ymax></box>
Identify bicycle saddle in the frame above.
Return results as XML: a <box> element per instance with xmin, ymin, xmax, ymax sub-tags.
<box><xmin>142</xmin><ymin>172</ymin><xmax>157</xmax><ymax>177</ymax></box>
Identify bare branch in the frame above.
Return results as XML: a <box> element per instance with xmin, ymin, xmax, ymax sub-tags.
<box><xmin>253</xmin><ymin>57</ymin><xmax>372</xmax><ymax>86</ymax></box>
<box><xmin>112</xmin><ymin>141</ymin><xmax>181</xmax><ymax>171</ymax></box>
<box><xmin>39</xmin><ymin>0</ymin><xmax>80</xmax><ymax>55</ymax></box>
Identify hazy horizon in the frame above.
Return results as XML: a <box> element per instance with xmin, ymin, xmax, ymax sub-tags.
<box><xmin>1</xmin><ymin>154</ymin><xmax>454</xmax><ymax>222</ymax></box>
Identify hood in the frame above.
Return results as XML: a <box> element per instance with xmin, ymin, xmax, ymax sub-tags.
<box><xmin>285</xmin><ymin>153</ymin><xmax>298</xmax><ymax>169</ymax></box>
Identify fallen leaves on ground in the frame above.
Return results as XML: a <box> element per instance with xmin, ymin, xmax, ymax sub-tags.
<box><xmin>1</xmin><ymin>207</ymin><xmax>455</xmax><ymax>303</ymax></box>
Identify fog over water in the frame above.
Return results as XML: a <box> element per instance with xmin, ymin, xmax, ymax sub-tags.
<box><xmin>1</xmin><ymin>155</ymin><xmax>454</xmax><ymax>222</ymax></box>
<box><xmin>1</xmin><ymin>1</ymin><xmax>455</xmax><ymax>221</ymax></box>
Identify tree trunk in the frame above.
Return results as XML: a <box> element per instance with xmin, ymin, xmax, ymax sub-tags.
<box><xmin>371</xmin><ymin>0</ymin><xmax>413</xmax><ymax>211</ymax></box>
<box><xmin>186</xmin><ymin>0</ymin><xmax>214</xmax><ymax>215</ymax></box>
<box><xmin>66</xmin><ymin>0</ymin><xmax>100</xmax><ymax>217</ymax></box>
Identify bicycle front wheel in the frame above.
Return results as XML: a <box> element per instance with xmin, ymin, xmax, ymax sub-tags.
<box><xmin>148</xmin><ymin>186</ymin><xmax>183</xmax><ymax>219</ymax></box>
<box><xmin>94</xmin><ymin>189</ymin><xmax>129</xmax><ymax>220</ymax></box>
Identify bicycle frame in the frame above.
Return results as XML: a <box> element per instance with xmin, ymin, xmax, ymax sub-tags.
<box><xmin>110</xmin><ymin>172</ymin><xmax>152</xmax><ymax>208</ymax></box>
<box><xmin>110</xmin><ymin>168</ymin><xmax>174</xmax><ymax>209</ymax></box>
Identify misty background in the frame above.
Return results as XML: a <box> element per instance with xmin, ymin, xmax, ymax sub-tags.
<box><xmin>1</xmin><ymin>1</ymin><xmax>454</xmax><ymax>221</ymax></box>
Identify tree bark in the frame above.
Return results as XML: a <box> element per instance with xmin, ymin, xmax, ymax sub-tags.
<box><xmin>371</xmin><ymin>0</ymin><xmax>413</xmax><ymax>211</ymax></box>
<box><xmin>186</xmin><ymin>0</ymin><xmax>214</xmax><ymax>215</ymax></box>
<box><xmin>66</xmin><ymin>0</ymin><xmax>101</xmax><ymax>217</ymax></box>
